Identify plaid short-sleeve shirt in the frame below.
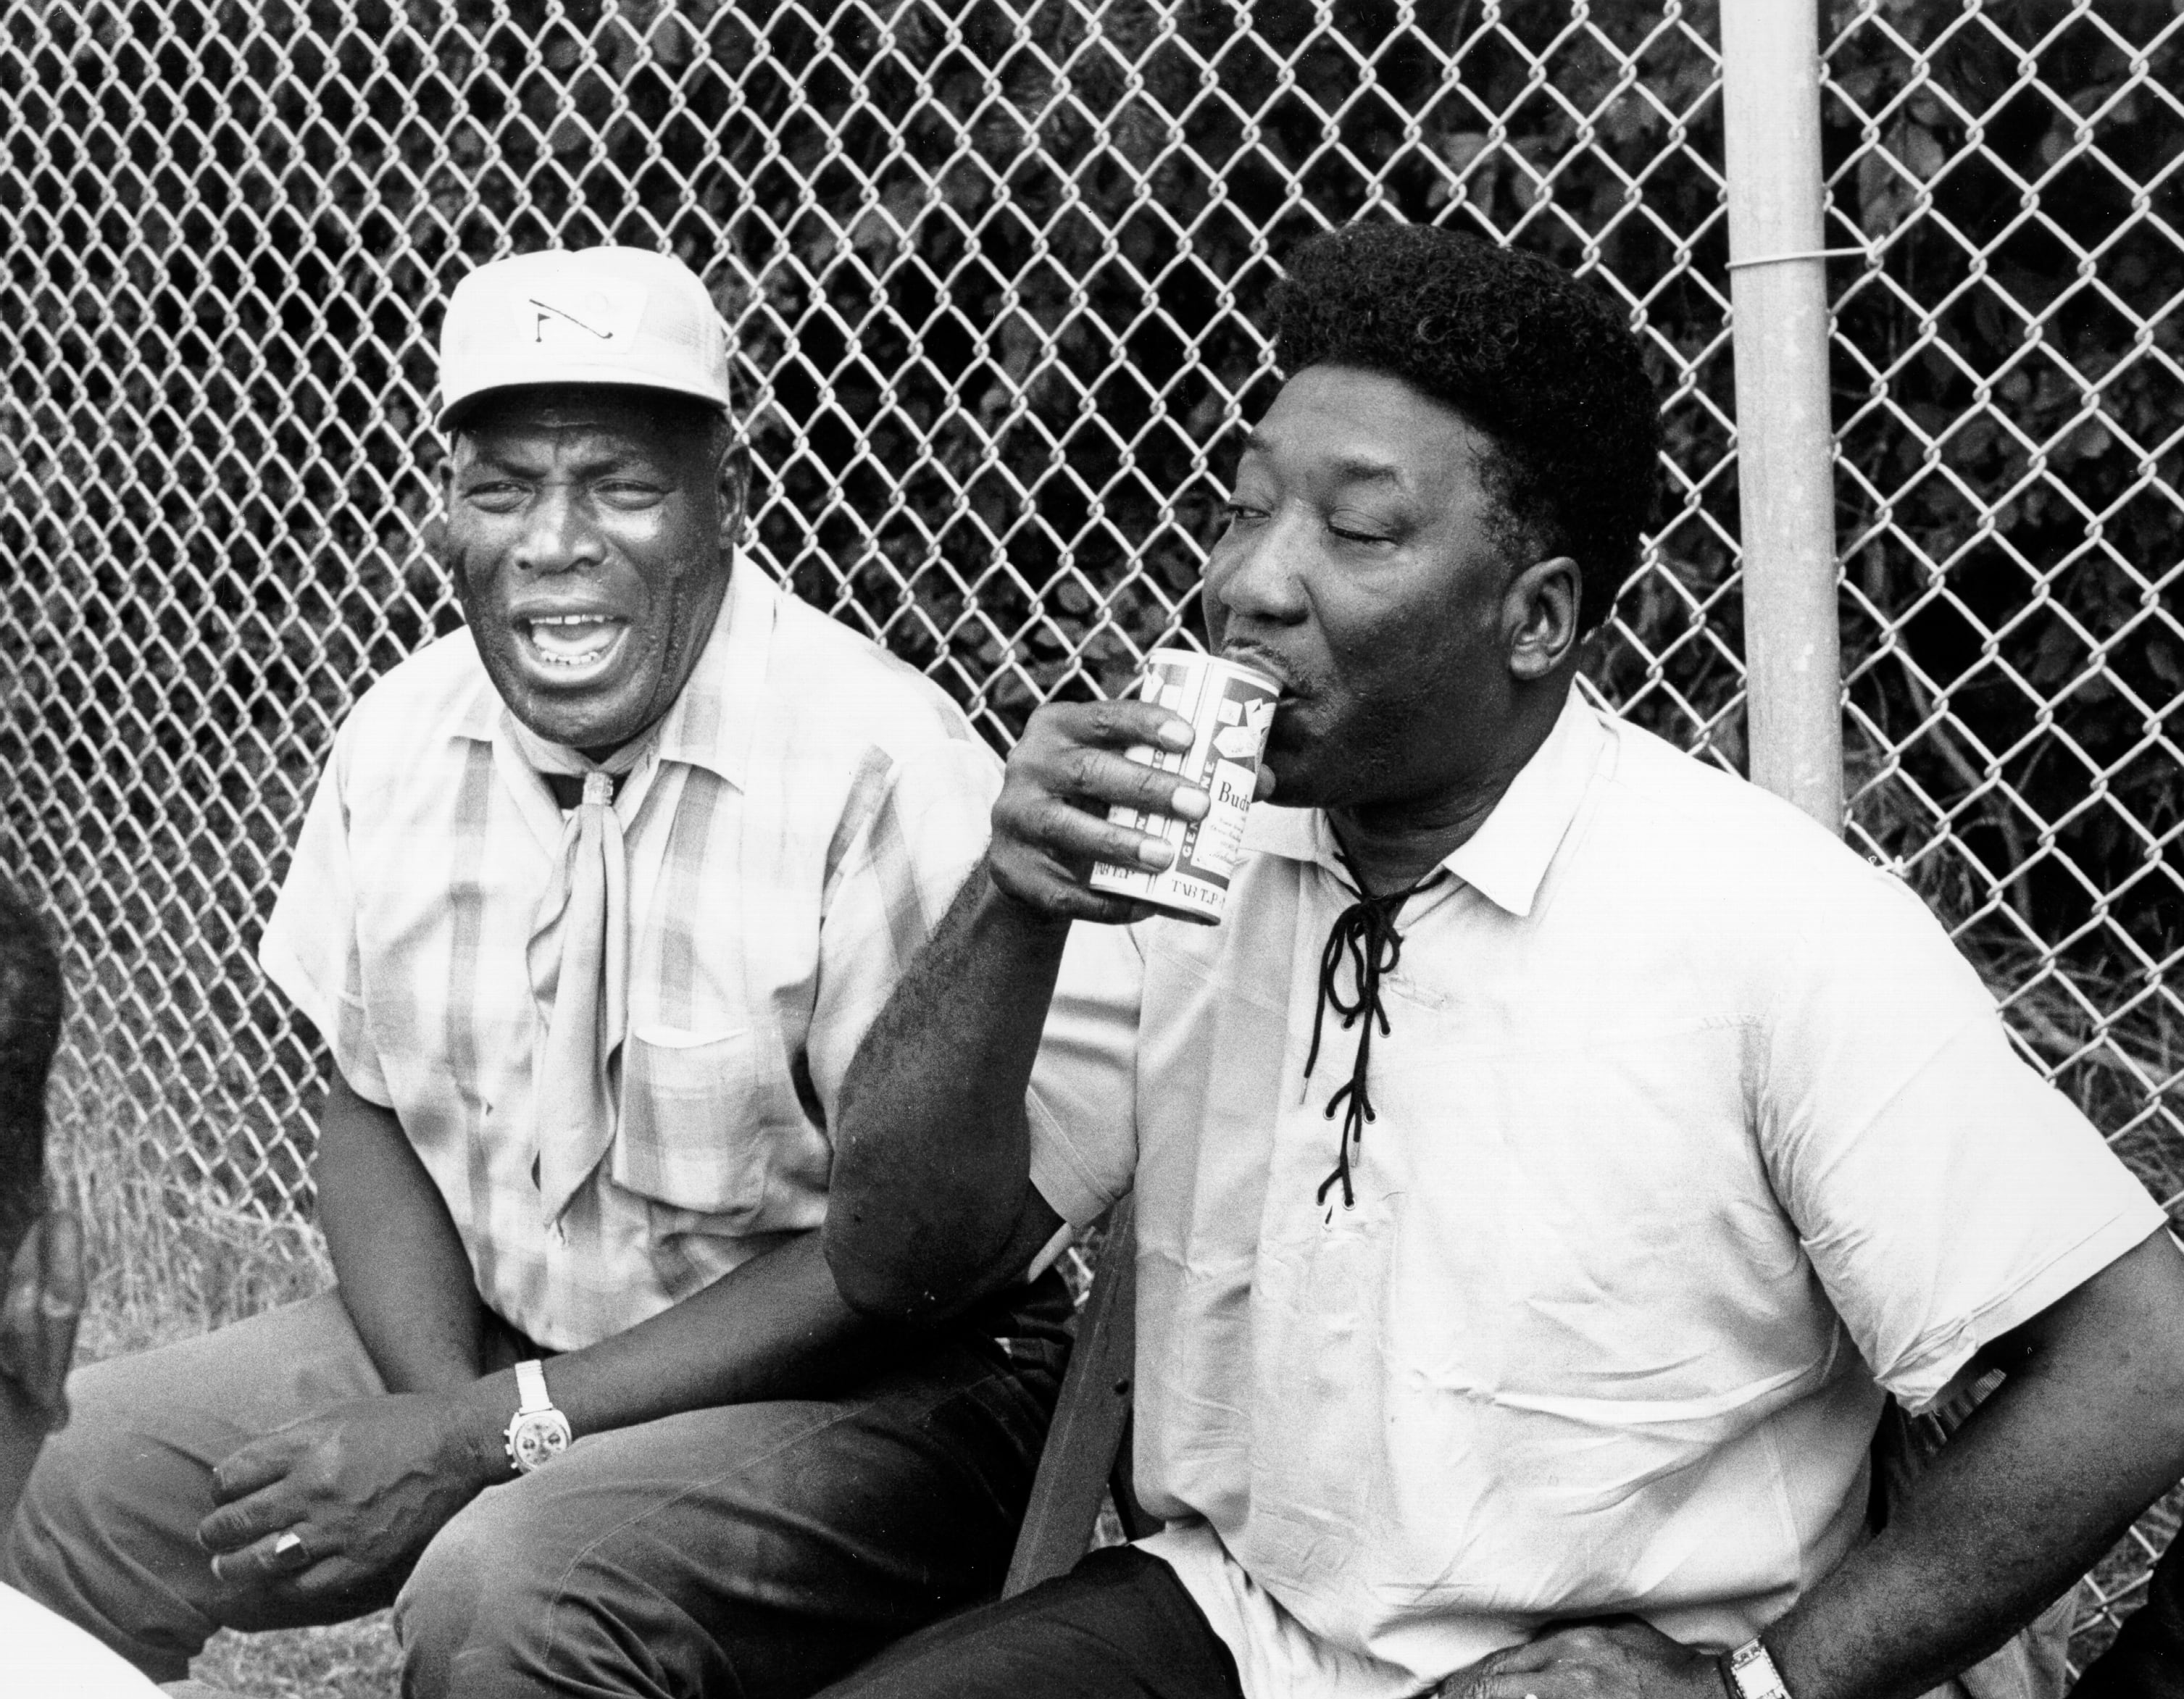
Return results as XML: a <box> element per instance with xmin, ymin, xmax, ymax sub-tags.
<box><xmin>262</xmin><ymin>565</ymin><xmax>1001</xmax><ymax>1350</ymax></box>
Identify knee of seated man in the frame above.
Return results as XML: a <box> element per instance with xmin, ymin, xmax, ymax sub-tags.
<box><xmin>393</xmin><ymin>1472</ymin><xmax>617</xmax><ymax>1673</ymax></box>
<box><xmin>4</xmin><ymin>1353</ymin><xmax>209</xmax><ymax>1584</ymax></box>
<box><xmin>394</xmin><ymin>1477</ymin><xmax>726</xmax><ymax>1699</ymax></box>
<box><xmin>394</xmin><ymin>1487</ymin><xmax>525</xmax><ymax>1650</ymax></box>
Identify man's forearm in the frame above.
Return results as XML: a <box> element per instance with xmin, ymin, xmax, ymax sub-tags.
<box><xmin>253</xmin><ymin>1148</ymin><xmax>913</xmax><ymax>1543</ymax></box>
<box><xmin>507</xmin><ymin>856</ymin><xmax>1078</xmax><ymax>1440</ymax></box>
<box><xmin>1766</xmin><ymin>1231</ymin><xmax>2184</xmax><ymax>1699</ymax></box>
<box><xmin>315</xmin><ymin>1072</ymin><xmax>486</xmax><ymax>1395</ymax></box>
<box><xmin>451</xmin><ymin>1229</ymin><xmax>895</xmax><ymax>1450</ymax></box>
<box><xmin>826</xmin><ymin>858</ymin><xmax>1075</xmax><ymax>1320</ymax></box>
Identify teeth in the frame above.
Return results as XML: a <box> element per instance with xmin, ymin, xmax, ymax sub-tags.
<box><xmin>525</xmin><ymin>617</ymin><xmax>619</xmax><ymax>667</ymax></box>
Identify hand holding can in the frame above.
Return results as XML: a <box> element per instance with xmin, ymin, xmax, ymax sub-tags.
<box><xmin>981</xmin><ymin>697</ymin><xmax>1201</xmax><ymax>924</ymax></box>
<box><xmin>1089</xmin><ymin>649</ymin><xmax>1280</xmax><ymax>924</ymax></box>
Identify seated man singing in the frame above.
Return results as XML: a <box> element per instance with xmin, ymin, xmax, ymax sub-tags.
<box><xmin>3</xmin><ymin>246</ymin><xmax>1070</xmax><ymax>1698</ymax></box>
<box><xmin>817</xmin><ymin>222</ymin><xmax>2184</xmax><ymax>1699</ymax></box>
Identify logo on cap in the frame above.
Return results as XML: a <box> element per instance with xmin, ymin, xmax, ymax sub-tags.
<box><xmin>436</xmin><ymin>246</ymin><xmax>730</xmax><ymax>427</ymax></box>
<box><xmin>525</xmin><ymin>280</ymin><xmax>648</xmax><ymax>350</ymax></box>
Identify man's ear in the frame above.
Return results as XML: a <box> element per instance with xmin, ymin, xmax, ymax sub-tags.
<box><xmin>1504</xmin><ymin>555</ymin><xmax>1581</xmax><ymax>682</ymax></box>
<box><xmin>715</xmin><ymin>438</ymin><xmax>751</xmax><ymax>553</ymax></box>
<box><xmin>425</xmin><ymin>456</ymin><xmax>455</xmax><ymax>572</ymax></box>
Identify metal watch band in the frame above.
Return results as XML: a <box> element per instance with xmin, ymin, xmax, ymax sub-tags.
<box><xmin>1723</xmin><ymin>1639</ymin><xmax>1793</xmax><ymax>1699</ymax></box>
<box><xmin>514</xmin><ymin>1356</ymin><xmax>552</xmax><ymax>1417</ymax></box>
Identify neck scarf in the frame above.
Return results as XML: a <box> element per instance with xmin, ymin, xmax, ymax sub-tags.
<box><xmin>511</xmin><ymin>719</ymin><xmax>656</xmax><ymax>1224</ymax></box>
<box><xmin>1304</xmin><ymin>861</ymin><xmax>1438</xmax><ymax>1214</ymax></box>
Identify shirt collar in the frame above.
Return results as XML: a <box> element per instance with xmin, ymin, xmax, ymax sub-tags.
<box><xmin>1238</xmin><ymin>685</ymin><xmax>1609</xmax><ymax>919</ymax></box>
<box><xmin>449</xmin><ymin>559</ymin><xmax>774</xmax><ymax>792</ymax></box>
<box><xmin>647</xmin><ymin>561</ymin><xmax>774</xmax><ymax>790</ymax></box>
<box><xmin>449</xmin><ymin>646</ymin><xmax>504</xmax><ymax>745</ymax></box>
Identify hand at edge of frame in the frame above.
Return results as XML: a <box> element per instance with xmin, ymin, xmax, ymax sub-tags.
<box><xmin>0</xmin><ymin>1212</ymin><xmax>85</xmax><ymax>1434</ymax></box>
<box><xmin>1435</xmin><ymin>1617</ymin><xmax>1726</xmax><ymax>1699</ymax></box>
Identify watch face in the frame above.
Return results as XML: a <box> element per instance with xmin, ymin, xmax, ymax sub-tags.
<box><xmin>509</xmin><ymin>1411</ymin><xmax>572</xmax><ymax>1472</ymax></box>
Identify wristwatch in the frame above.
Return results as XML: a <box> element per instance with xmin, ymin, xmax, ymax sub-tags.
<box><xmin>1721</xmin><ymin>1638</ymin><xmax>1793</xmax><ymax>1699</ymax></box>
<box><xmin>502</xmin><ymin>1358</ymin><xmax>572</xmax><ymax>1474</ymax></box>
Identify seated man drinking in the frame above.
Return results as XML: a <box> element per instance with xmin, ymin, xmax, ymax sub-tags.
<box><xmin>4</xmin><ymin>246</ymin><xmax>1070</xmax><ymax>1698</ymax></box>
<box><xmin>819</xmin><ymin>222</ymin><xmax>2184</xmax><ymax>1699</ymax></box>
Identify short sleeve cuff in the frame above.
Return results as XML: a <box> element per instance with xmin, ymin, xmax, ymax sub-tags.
<box><xmin>258</xmin><ymin>932</ymin><xmax>394</xmax><ymax>1109</ymax></box>
<box><xmin>258</xmin><ymin>927</ymin><xmax>330</xmax><ymax>1041</ymax></box>
<box><xmin>1885</xmin><ymin>1194</ymin><xmax>2170</xmax><ymax>1411</ymax></box>
<box><xmin>1026</xmin><ymin>1085</ymin><xmax>1123</xmax><ymax>1230</ymax></box>
<box><xmin>1022</xmin><ymin>1219</ymin><xmax>1077</xmax><ymax>1282</ymax></box>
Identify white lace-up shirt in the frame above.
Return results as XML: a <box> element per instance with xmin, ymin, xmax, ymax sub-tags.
<box><xmin>1026</xmin><ymin>688</ymin><xmax>2162</xmax><ymax>1699</ymax></box>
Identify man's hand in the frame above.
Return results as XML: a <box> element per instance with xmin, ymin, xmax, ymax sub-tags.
<box><xmin>0</xmin><ymin>1212</ymin><xmax>85</xmax><ymax>1527</ymax></box>
<box><xmin>1438</xmin><ymin>1619</ymin><xmax>1725</xmax><ymax>1699</ymax></box>
<box><xmin>0</xmin><ymin>1212</ymin><xmax>84</xmax><ymax>1435</ymax></box>
<box><xmin>988</xmin><ymin>699</ymin><xmax>1222</xmax><ymax>922</ymax></box>
<box><xmin>198</xmin><ymin>1392</ymin><xmax>504</xmax><ymax>1603</ymax></box>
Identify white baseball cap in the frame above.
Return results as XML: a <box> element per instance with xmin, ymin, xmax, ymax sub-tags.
<box><xmin>435</xmin><ymin>246</ymin><xmax>733</xmax><ymax>429</ymax></box>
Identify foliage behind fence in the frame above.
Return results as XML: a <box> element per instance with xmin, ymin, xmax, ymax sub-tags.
<box><xmin>2</xmin><ymin>0</ymin><xmax>2179</xmax><ymax>1653</ymax></box>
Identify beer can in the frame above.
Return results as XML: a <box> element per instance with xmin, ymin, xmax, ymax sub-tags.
<box><xmin>1088</xmin><ymin>648</ymin><xmax>1280</xmax><ymax>924</ymax></box>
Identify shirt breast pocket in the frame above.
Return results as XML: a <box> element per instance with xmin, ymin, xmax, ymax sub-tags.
<box><xmin>613</xmin><ymin>1024</ymin><xmax>767</xmax><ymax>1219</ymax></box>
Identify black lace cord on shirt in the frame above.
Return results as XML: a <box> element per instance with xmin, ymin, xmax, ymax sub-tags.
<box><xmin>1303</xmin><ymin>867</ymin><xmax>1433</xmax><ymax>1212</ymax></box>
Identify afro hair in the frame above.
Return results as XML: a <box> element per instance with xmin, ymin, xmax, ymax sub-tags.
<box><xmin>1271</xmin><ymin>222</ymin><xmax>1660</xmax><ymax>635</ymax></box>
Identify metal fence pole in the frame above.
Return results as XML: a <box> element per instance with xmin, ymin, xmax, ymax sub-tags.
<box><xmin>1720</xmin><ymin>0</ymin><xmax>1844</xmax><ymax>835</ymax></box>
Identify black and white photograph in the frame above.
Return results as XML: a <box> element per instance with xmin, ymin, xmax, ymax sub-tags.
<box><xmin>1</xmin><ymin>3</ymin><xmax>2180</xmax><ymax>1696</ymax></box>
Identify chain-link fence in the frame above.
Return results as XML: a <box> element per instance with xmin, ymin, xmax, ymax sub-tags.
<box><xmin>1821</xmin><ymin>1</ymin><xmax>2184</xmax><ymax>1642</ymax></box>
<box><xmin>2</xmin><ymin>0</ymin><xmax>2179</xmax><ymax>1661</ymax></box>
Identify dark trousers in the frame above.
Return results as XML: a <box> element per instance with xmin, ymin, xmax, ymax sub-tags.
<box><xmin>2</xmin><ymin>1279</ymin><xmax>1069</xmax><ymax>1698</ymax></box>
<box><xmin>817</xmin><ymin>1545</ymin><xmax>1246</xmax><ymax>1699</ymax></box>
<box><xmin>2073</xmin><ymin>1536</ymin><xmax>2184</xmax><ymax>1699</ymax></box>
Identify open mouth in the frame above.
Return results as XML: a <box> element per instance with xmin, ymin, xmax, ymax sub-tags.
<box><xmin>520</xmin><ymin>614</ymin><xmax>628</xmax><ymax>671</ymax></box>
